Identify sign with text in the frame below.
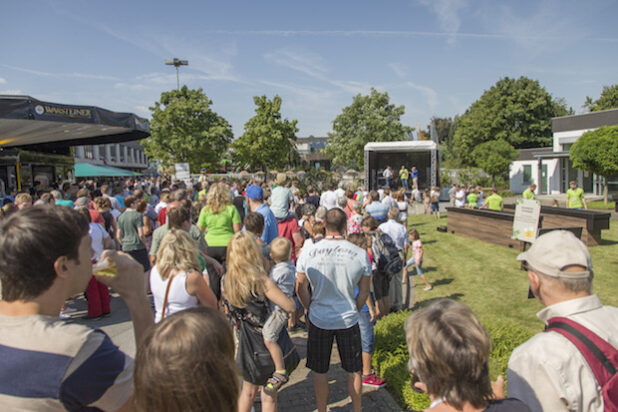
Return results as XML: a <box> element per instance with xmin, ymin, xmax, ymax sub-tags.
<box><xmin>512</xmin><ymin>198</ymin><xmax>541</xmax><ymax>242</ymax></box>
<box><xmin>174</xmin><ymin>162</ymin><xmax>191</xmax><ymax>183</ymax></box>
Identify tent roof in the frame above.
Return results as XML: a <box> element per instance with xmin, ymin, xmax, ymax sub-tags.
<box><xmin>364</xmin><ymin>140</ymin><xmax>438</xmax><ymax>152</ymax></box>
<box><xmin>74</xmin><ymin>163</ymin><xmax>141</xmax><ymax>177</ymax></box>
<box><xmin>0</xmin><ymin>95</ymin><xmax>149</xmax><ymax>149</ymax></box>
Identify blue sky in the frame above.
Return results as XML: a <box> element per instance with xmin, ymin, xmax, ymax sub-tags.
<box><xmin>1</xmin><ymin>0</ymin><xmax>617</xmax><ymax>137</ymax></box>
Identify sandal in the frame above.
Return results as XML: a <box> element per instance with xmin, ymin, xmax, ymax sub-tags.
<box><xmin>263</xmin><ymin>372</ymin><xmax>289</xmax><ymax>395</ymax></box>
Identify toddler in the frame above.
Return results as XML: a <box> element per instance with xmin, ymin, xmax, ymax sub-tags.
<box><xmin>263</xmin><ymin>237</ymin><xmax>296</xmax><ymax>395</ymax></box>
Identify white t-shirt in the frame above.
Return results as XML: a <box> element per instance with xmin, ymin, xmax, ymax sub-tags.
<box><xmin>455</xmin><ymin>189</ymin><xmax>466</xmax><ymax>207</ymax></box>
<box><xmin>89</xmin><ymin>222</ymin><xmax>109</xmax><ymax>261</ymax></box>
<box><xmin>383</xmin><ymin>169</ymin><xmax>393</xmax><ymax>179</ymax></box>
<box><xmin>297</xmin><ymin>240</ymin><xmax>371</xmax><ymax>330</ymax></box>
<box><xmin>379</xmin><ymin>219</ymin><xmax>409</xmax><ymax>251</ymax></box>
<box><xmin>382</xmin><ymin>195</ymin><xmax>397</xmax><ymax>210</ymax></box>
<box><xmin>320</xmin><ymin>190</ymin><xmax>338</xmax><ymax>210</ymax></box>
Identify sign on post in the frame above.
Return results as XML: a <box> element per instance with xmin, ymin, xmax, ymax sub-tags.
<box><xmin>512</xmin><ymin>198</ymin><xmax>541</xmax><ymax>242</ymax></box>
<box><xmin>174</xmin><ymin>163</ymin><xmax>191</xmax><ymax>184</ymax></box>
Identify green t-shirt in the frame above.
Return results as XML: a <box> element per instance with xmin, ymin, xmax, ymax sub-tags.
<box><xmin>486</xmin><ymin>194</ymin><xmax>504</xmax><ymax>211</ymax></box>
<box><xmin>117</xmin><ymin>210</ymin><xmax>144</xmax><ymax>251</ymax></box>
<box><xmin>198</xmin><ymin>204</ymin><xmax>241</xmax><ymax>247</ymax></box>
<box><xmin>150</xmin><ymin>223</ymin><xmax>207</xmax><ymax>257</ymax></box>
<box><xmin>466</xmin><ymin>193</ymin><xmax>479</xmax><ymax>207</ymax></box>
<box><xmin>522</xmin><ymin>188</ymin><xmax>535</xmax><ymax>200</ymax></box>
<box><xmin>400</xmin><ymin>168</ymin><xmax>409</xmax><ymax>180</ymax></box>
<box><xmin>567</xmin><ymin>187</ymin><xmax>585</xmax><ymax>208</ymax></box>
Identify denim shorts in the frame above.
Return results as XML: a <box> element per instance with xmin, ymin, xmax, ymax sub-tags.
<box><xmin>406</xmin><ymin>257</ymin><xmax>423</xmax><ymax>275</ymax></box>
<box><xmin>358</xmin><ymin>311</ymin><xmax>375</xmax><ymax>353</ymax></box>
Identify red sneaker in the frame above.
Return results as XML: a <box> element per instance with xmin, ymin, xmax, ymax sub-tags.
<box><xmin>362</xmin><ymin>372</ymin><xmax>386</xmax><ymax>388</ymax></box>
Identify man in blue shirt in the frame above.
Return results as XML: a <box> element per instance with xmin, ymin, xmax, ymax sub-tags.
<box><xmin>364</xmin><ymin>190</ymin><xmax>389</xmax><ymax>223</ymax></box>
<box><xmin>245</xmin><ymin>185</ymin><xmax>278</xmax><ymax>245</ymax></box>
<box><xmin>411</xmin><ymin>166</ymin><xmax>419</xmax><ymax>190</ymax></box>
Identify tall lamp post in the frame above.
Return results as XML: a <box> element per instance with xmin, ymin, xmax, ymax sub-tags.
<box><xmin>165</xmin><ymin>58</ymin><xmax>189</xmax><ymax>90</ymax></box>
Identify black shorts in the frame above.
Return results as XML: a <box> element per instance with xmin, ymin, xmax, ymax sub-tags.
<box><xmin>306</xmin><ymin>320</ymin><xmax>361</xmax><ymax>374</ymax></box>
<box><xmin>127</xmin><ymin>248</ymin><xmax>151</xmax><ymax>272</ymax></box>
<box><xmin>372</xmin><ymin>270</ymin><xmax>391</xmax><ymax>300</ymax></box>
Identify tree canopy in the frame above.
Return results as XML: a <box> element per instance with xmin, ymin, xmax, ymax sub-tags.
<box><xmin>231</xmin><ymin>95</ymin><xmax>299</xmax><ymax>171</ymax></box>
<box><xmin>452</xmin><ymin>76</ymin><xmax>570</xmax><ymax>165</ymax></box>
<box><xmin>326</xmin><ymin>88</ymin><xmax>412</xmax><ymax>168</ymax></box>
<box><xmin>142</xmin><ymin>86</ymin><xmax>233</xmax><ymax>173</ymax></box>
<box><xmin>570</xmin><ymin>126</ymin><xmax>618</xmax><ymax>203</ymax></box>
<box><xmin>472</xmin><ymin>139</ymin><xmax>519</xmax><ymax>185</ymax></box>
<box><xmin>584</xmin><ymin>85</ymin><xmax>618</xmax><ymax>112</ymax></box>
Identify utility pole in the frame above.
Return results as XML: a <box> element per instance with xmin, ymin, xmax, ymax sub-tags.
<box><xmin>164</xmin><ymin>58</ymin><xmax>189</xmax><ymax>90</ymax></box>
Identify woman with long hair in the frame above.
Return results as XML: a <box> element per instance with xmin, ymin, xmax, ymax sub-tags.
<box><xmin>197</xmin><ymin>182</ymin><xmax>242</xmax><ymax>265</ymax></box>
<box><xmin>134</xmin><ymin>307</ymin><xmax>239</xmax><ymax>412</ymax></box>
<box><xmin>224</xmin><ymin>231</ymin><xmax>295</xmax><ymax>412</ymax></box>
<box><xmin>151</xmin><ymin>229</ymin><xmax>217</xmax><ymax>322</ymax></box>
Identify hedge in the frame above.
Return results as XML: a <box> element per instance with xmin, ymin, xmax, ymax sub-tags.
<box><xmin>373</xmin><ymin>310</ymin><xmax>534</xmax><ymax>411</ymax></box>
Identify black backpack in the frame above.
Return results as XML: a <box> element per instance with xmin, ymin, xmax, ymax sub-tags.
<box><xmin>372</xmin><ymin>230</ymin><xmax>403</xmax><ymax>276</ymax></box>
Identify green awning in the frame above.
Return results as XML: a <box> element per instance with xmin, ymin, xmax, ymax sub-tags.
<box><xmin>74</xmin><ymin>163</ymin><xmax>141</xmax><ymax>177</ymax></box>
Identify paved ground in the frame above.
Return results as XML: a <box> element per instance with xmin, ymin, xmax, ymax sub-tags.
<box><xmin>64</xmin><ymin>293</ymin><xmax>403</xmax><ymax>412</ymax></box>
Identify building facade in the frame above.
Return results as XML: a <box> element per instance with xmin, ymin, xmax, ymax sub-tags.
<box><xmin>296</xmin><ymin>136</ymin><xmax>331</xmax><ymax>169</ymax></box>
<box><xmin>510</xmin><ymin>108</ymin><xmax>618</xmax><ymax>196</ymax></box>
<box><xmin>74</xmin><ymin>141</ymin><xmax>148</xmax><ymax>171</ymax></box>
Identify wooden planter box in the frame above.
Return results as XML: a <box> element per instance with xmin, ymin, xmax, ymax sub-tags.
<box><xmin>445</xmin><ymin>207</ymin><xmax>522</xmax><ymax>249</ymax></box>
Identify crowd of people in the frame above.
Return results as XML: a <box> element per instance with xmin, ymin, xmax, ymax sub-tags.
<box><xmin>0</xmin><ymin>174</ymin><xmax>615</xmax><ymax>411</ymax></box>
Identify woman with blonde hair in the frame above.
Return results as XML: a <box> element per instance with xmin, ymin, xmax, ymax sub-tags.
<box><xmin>197</xmin><ymin>182</ymin><xmax>242</xmax><ymax>265</ymax></box>
<box><xmin>224</xmin><ymin>231</ymin><xmax>295</xmax><ymax>412</ymax></box>
<box><xmin>150</xmin><ymin>229</ymin><xmax>217</xmax><ymax>322</ymax></box>
<box><xmin>134</xmin><ymin>307</ymin><xmax>239</xmax><ymax>412</ymax></box>
<box><xmin>405</xmin><ymin>299</ymin><xmax>528</xmax><ymax>412</ymax></box>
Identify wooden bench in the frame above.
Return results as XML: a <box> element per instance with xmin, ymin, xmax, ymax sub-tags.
<box><xmin>445</xmin><ymin>207</ymin><xmax>523</xmax><ymax>249</ymax></box>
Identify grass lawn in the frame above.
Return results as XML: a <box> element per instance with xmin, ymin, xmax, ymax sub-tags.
<box><xmin>587</xmin><ymin>200</ymin><xmax>616</xmax><ymax>210</ymax></box>
<box><xmin>374</xmin><ymin>214</ymin><xmax>618</xmax><ymax>410</ymax></box>
<box><xmin>405</xmin><ymin>213</ymin><xmax>618</xmax><ymax>332</ymax></box>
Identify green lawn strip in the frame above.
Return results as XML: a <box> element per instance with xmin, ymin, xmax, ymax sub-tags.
<box><xmin>374</xmin><ymin>214</ymin><xmax>617</xmax><ymax>410</ymax></box>
<box><xmin>587</xmin><ymin>200</ymin><xmax>615</xmax><ymax>210</ymax></box>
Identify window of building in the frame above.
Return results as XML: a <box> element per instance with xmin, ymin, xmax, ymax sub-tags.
<box><xmin>523</xmin><ymin>165</ymin><xmax>532</xmax><ymax>184</ymax></box>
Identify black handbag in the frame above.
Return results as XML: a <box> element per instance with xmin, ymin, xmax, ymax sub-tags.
<box><xmin>235</xmin><ymin>315</ymin><xmax>300</xmax><ymax>385</ymax></box>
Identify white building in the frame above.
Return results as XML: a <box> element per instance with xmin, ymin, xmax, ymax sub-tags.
<box><xmin>74</xmin><ymin>141</ymin><xmax>148</xmax><ymax>171</ymax></box>
<box><xmin>510</xmin><ymin>108</ymin><xmax>618</xmax><ymax>195</ymax></box>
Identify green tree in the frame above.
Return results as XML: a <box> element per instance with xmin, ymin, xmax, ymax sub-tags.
<box><xmin>584</xmin><ymin>85</ymin><xmax>618</xmax><ymax>112</ymax></box>
<box><xmin>232</xmin><ymin>95</ymin><xmax>299</xmax><ymax>171</ymax></box>
<box><xmin>570</xmin><ymin>126</ymin><xmax>618</xmax><ymax>203</ymax></box>
<box><xmin>472</xmin><ymin>139</ymin><xmax>519</xmax><ymax>186</ymax></box>
<box><xmin>142</xmin><ymin>86</ymin><xmax>233</xmax><ymax>172</ymax></box>
<box><xmin>326</xmin><ymin>88</ymin><xmax>413</xmax><ymax>168</ymax></box>
<box><xmin>452</xmin><ymin>76</ymin><xmax>570</xmax><ymax>165</ymax></box>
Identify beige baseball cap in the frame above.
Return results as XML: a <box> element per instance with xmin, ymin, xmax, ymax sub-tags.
<box><xmin>517</xmin><ymin>230</ymin><xmax>593</xmax><ymax>279</ymax></box>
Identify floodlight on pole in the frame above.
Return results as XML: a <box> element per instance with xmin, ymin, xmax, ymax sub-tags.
<box><xmin>164</xmin><ymin>58</ymin><xmax>189</xmax><ymax>90</ymax></box>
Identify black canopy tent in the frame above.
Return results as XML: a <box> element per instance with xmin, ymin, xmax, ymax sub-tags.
<box><xmin>0</xmin><ymin>95</ymin><xmax>149</xmax><ymax>192</ymax></box>
<box><xmin>0</xmin><ymin>95</ymin><xmax>149</xmax><ymax>150</ymax></box>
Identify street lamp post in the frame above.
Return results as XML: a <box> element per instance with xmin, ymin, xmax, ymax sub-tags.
<box><xmin>164</xmin><ymin>58</ymin><xmax>189</xmax><ymax>90</ymax></box>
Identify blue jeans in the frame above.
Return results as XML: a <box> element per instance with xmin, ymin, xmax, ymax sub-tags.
<box><xmin>358</xmin><ymin>311</ymin><xmax>375</xmax><ymax>354</ymax></box>
<box><xmin>406</xmin><ymin>257</ymin><xmax>423</xmax><ymax>275</ymax></box>
<box><xmin>401</xmin><ymin>179</ymin><xmax>408</xmax><ymax>190</ymax></box>
<box><xmin>385</xmin><ymin>178</ymin><xmax>392</xmax><ymax>188</ymax></box>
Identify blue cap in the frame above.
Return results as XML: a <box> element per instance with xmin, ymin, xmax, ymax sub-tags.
<box><xmin>245</xmin><ymin>185</ymin><xmax>264</xmax><ymax>201</ymax></box>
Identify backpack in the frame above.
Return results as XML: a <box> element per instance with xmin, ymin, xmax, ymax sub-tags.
<box><xmin>545</xmin><ymin>317</ymin><xmax>618</xmax><ymax>412</ymax></box>
<box><xmin>372</xmin><ymin>230</ymin><xmax>403</xmax><ymax>276</ymax></box>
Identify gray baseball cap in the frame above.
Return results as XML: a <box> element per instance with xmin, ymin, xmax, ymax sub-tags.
<box><xmin>517</xmin><ymin>230</ymin><xmax>592</xmax><ymax>279</ymax></box>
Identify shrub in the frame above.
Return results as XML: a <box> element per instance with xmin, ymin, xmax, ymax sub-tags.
<box><xmin>374</xmin><ymin>310</ymin><xmax>534</xmax><ymax>411</ymax></box>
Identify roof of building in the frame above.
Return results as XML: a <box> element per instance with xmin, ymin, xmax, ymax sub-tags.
<box><xmin>552</xmin><ymin>108</ymin><xmax>618</xmax><ymax>133</ymax></box>
<box><xmin>515</xmin><ymin>147</ymin><xmax>553</xmax><ymax>161</ymax></box>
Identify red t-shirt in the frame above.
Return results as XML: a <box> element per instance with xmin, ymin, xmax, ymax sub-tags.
<box><xmin>157</xmin><ymin>207</ymin><xmax>167</xmax><ymax>227</ymax></box>
<box><xmin>88</xmin><ymin>209</ymin><xmax>104</xmax><ymax>225</ymax></box>
<box><xmin>277</xmin><ymin>217</ymin><xmax>301</xmax><ymax>262</ymax></box>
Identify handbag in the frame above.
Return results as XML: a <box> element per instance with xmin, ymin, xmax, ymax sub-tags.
<box><xmin>234</xmin><ymin>311</ymin><xmax>300</xmax><ymax>385</ymax></box>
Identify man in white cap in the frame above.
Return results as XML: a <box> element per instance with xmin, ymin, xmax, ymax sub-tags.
<box><xmin>507</xmin><ymin>230</ymin><xmax>618</xmax><ymax>412</ymax></box>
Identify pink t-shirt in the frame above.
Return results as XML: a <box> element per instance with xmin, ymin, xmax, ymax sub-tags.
<box><xmin>412</xmin><ymin>239</ymin><xmax>423</xmax><ymax>263</ymax></box>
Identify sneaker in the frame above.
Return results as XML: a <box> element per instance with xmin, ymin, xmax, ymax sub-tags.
<box><xmin>62</xmin><ymin>306</ymin><xmax>78</xmax><ymax>313</ymax></box>
<box><xmin>423</xmin><ymin>286</ymin><xmax>433</xmax><ymax>291</ymax></box>
<box><xmin>362</xmin><ymin>372</ymin><xmax>386</xmax><ymax>388</ymax></box>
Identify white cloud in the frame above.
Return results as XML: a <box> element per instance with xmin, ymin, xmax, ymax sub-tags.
<box><xmin>407</xmin><ymin>82</ymin><xmax>438</xmax><ymax>110</ymax></box>
<box><xmin>0</xmin><ymin>77</ymin><xmax>6</xmax><ymax>84</ymax></box>
<box><xmin>0</xmin><ymin>64</ymin><xmax>119</xmax><ymax>81</ymax></box>
<box><xmin>0</xmin><ymin>89</ymin><xmax>22</xmax><ymax>95</ymax></box>
<box><xmin>389</xmin><ymin>63</ymin><xmax>407</xmax><ymax>78</ymax></box>
<box><xmin>417</xmin><ymin>0</ymin><xmax>467</xmax><ymax>44</ymax></box>
<box><xmin>264</xmin><ymin>49</ymin><xmax>328</xmax><ymax>80</ymax></box>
